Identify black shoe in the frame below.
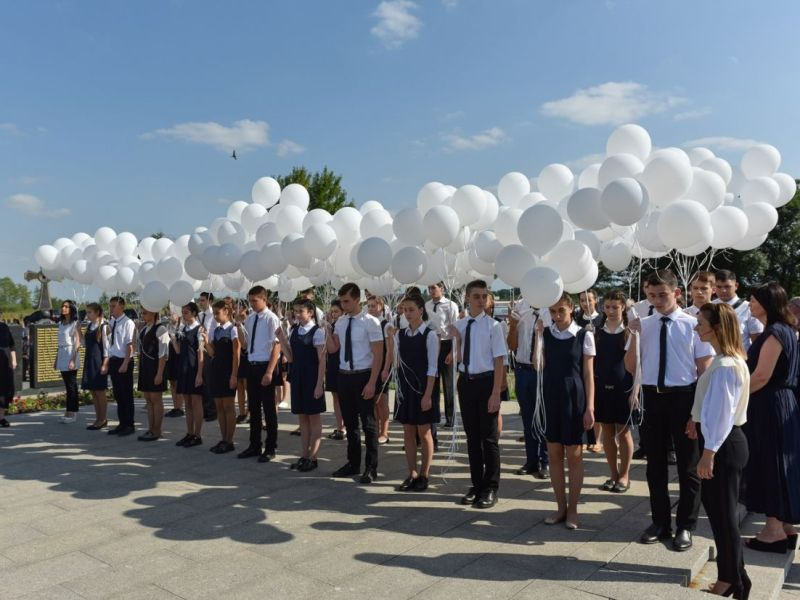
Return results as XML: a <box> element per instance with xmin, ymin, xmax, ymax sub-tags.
<box><xmin>137</xmin><ymin>431</ymin><xmax>159</xmax><ymax>441</ymax></box>
<box><xmin>534</xmin><ymin>466</ymin><xmax>550</xmax><ymax>480</ymax></box>
<box><xmin>433</xmin><ymin>440</ymin><xmax>439</xmax><ymax>453</ymax></box>
<box><xmin>640</xmin><ymin>523</ymin><xmax>672</xmax><ymax>544</ymax></box>
<box><xmin>258</xmin><ymin>450</ymin><xmax>276</xmax><ymax>463</ymax></box>
<box><xmin>175</xmin><ymin>434</ymin><xmax>192</xmax><ymax>447</ymax></box>
<box><xmin>237</xmin><ymin>446</ymin><xmax>261</xmax><ymax>459</ymax></box>
<box><xmin>0</xmin><ymin>418</ymin><xmax>9</xmax><ymax>427</ymax></box>
<box><xmin>672</xmin><ymin>529</ymin><xmax>692</xmax><ymax>552</ymax></box>
<box><xmin>359</xmin><ymin>468</ymin><xmax>377</xmax><ymax>484</ymax></box>
<box><xmin>235</xmin><ymin>414</ymin><xmax>248</xmax><ymax>424</ymax></box>
<box><xmin>745</xmin><ymin>537</ymin><xmax>788</xmax><ymax>554</ymax></box>
<box><xmin>184</xmin><ymin>436</ymin><xmax>203</xmax><ymax>448</ymax></box>
<box><xmin>788</xmin><ymin>534</ymin><xmax>799</xmax><ymax>549</ymax></box>
<box><xmin>412</xmin><ymin>476</ymin><xmax>429</xmax><ymax>492</ymax></box>
<box><xmin>476</xmin><ymin>489</ymin><xmax>498</xmax><ymax>509</ymax></box>
<box><xmin>632</xmin><ymin>447</ymin><xmax>646</xmax><ymax>460</ymax></box>
<box><xmin>209</xmin><ymin>441</ymin><xmax>226</xmax><ymax>454</ymax></box>
<box><xmin>290</xmin><ymin>428</ymin><xmax>301</xmax><ymax>436</ymax></box>
<box><xmin>332</xmin><ymin>463</ymin><xmax>360</xmax><ymax>478</ymax></box>
<box><xmin>165</xmin><ymin>408</ymin><xmax>184</xmax><ymax>418</ymax></box>
<box><xmin>515</xmin><ymin>463</ymin><xmax>535</xmax><ymax>476</ymax></box>
<box><xmin>220</xmin><ymin>442</ymin><xmax>236</xmax><ymax>454</ymax></box>
<box><xmin>667</xmin><ymin>450</ymin><xmax>677</xmax><ymax>465</ymax></box>
<box><xmin>107</xmin><ymin>426</ymin><xmax>121</xmax><ymax>435</ymax></box>
<box><xmin>298</xmin><ymin>459</ymin><xmax>318</xmax><ymax>472</ymax></box>
<box><xmin>116</xmin><ymin>426</ymin><xmax>135</xmax><ymax>437</ymax></box>
<box><xmin>290</xmin><ymin>457</ymin><xmax>307</xmax><ymax>470</ymax></box>
<box><xmin>461</xmin><ymin>487</ymin><xmax>479</xmax><ymax>505</ymax></box>
<box><xmin>87</xmin><ymin>420</ymin><xmax>107</xmax><ymax>430</ymax></box>
<box><xmin>398</xmin><ymin>476</ymin><xmax>415</xmax><ymax>492</ymax></box>
<box><xmin>327</xmin><ymin>429</ymin><xmax>345</xmax><ymax>440</ymax></box>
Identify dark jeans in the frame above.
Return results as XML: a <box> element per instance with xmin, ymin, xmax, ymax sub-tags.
<box><xmin>641</xmin><ymin>388</ymin><xmax>701</xmax><ymax>530</ymax></box>
<box><xmin>109</xmin><ymin>357</ymin><xmax>135</xmax><ymax>428</ymax></box>
<box><xmin>247</xmin><ymin>362</ymin><xmax>277</xmax><ymax>452</ymax></box>
<box><xmin>514</xmin><ymin>365</ymin><xmax>548</xmax><ymax>468</ymax></box>
<box><xmin>436</xmin><ymin>339</ymin><xmax>455</xmax><ymax>424</ymax></box>
<box><xmin>339</xmin><ymin>371</ymin><xmax>378</xmax><ymax>472</ymax></box>
<box><xmin>61</xmin><ymin>370</ymin><xmax>79</xmax><ymax>412</ymax></box>
<box><xmin>458</xmin><ymin>374</ymin><xmax>500</xmax><ymax>492</ymax></box>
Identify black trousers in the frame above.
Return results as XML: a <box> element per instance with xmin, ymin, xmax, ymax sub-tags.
<box><xmin>458</xmin><ymin>374</ymin><xmax>500</xmax><ymax>491</ymax></box>
<box><xmin>339</xmin><ymin>371</ymin><xmax>378</xmax><ymax>471</ymax></box>
<box><xmin>109</xmin><ymin>357</ymin><xmax>135</xmax><ymax>428</ymax></box>
<box><xmin>700</xmin><ymin>425</ymin><xmax>748</xmax><ymax>586</ymax></box>
<box><xmin>247</xmin><ymin>362</ymin><xmax>277</xmax><ymax>452</ymax></box>
<box><xmin>437</xmin><ymin>339</ymin><xmax>455</xmax><ymax>424</ymax></box>
<box><xmin>641</xmin><ymin>388</ymin><xmax>701</xmax><ymax>530</ymax></box>
<box><xmin>61</xmin><ymin>370</ymin><xmax>79</xmax><ymax>412</ymax></box>
<box><xmin>202</xmin><ymin>355</ymin><xmax>216</xmax><ymax>418</ymax></box>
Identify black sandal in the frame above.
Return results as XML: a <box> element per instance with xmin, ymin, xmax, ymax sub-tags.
<box><xmin>612</xmin><ymin>481</ymin><xmax>629</xmax><ymax>493</ymax></box>
<box><xmin>745</xmin><ymin>537</ymin><xmax>788</xmax><ymax>554</ymax></box>
<box><xmin>599</xmin><ymin>479</ymin><xmax>615</xmax><ymax>491</ymax></box>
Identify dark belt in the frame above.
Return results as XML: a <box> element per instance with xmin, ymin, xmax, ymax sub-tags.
<box><xmin>642</xmin><ymin>384</ymin><xmax>696</xmax><ymax>394</ymax></box>
<box><xmin>340</xmin><ymin>368</ymin><xmax>371</xmax><ymax>376</ymax></box>
<box><xmin>515</xmin><ymin>363</ymin><xmax>536</xmax><ymax>371</ymax></box>
<box><xmin>249</xmin><ymin>361</ymin><xmax>269</xmax><ymax>366</ymax></box>
<box><xmin>459</xmin><ymin>370</ymin><xmax>494</xmax><ymax>381</ymax></box>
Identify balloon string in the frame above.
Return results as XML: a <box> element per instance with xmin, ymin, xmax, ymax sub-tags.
<box><xmin>532</xmin><ymin>326</ymin><xmax>547</xmax><ymax>440</ymax></box>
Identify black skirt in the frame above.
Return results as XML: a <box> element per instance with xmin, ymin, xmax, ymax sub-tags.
<box><xmin>0</xmin><ymin>347</ymin><xmax>14</xmax><ymax>406</ymax></box>
<box><xmin>138</xmin><ymin>354</ymin><xmax>167</xmax><ymax>393</ymax></box>
<box><xmin>210</xmin><ymin>337</ymin><xmax>237</xmax><ymax>398</ymax></box>
<box><xmin>325</xmin><ymin>351</ymin><xmax>339</xmax><ymax>393</ymax></box>
<box><xmin>237</xmin><ymin>350</ymin><xmax>249</xmax><ymax>379</ymax></box>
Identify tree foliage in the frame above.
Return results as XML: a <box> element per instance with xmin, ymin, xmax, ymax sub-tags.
<box><xmin>274</xmin><ymin>166</ymin><xmax>354</xmax><ymax>213</ymax></box>
<box><xmin>0</xmin><ymin>278</ymin><xmax>32</xmax><ymax>313</ymax></box>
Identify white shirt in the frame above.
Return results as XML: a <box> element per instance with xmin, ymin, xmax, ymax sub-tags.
<box><xmin>140</xmin><ymin>324</ymin><xmax>171</xmax><ymax>359</ymax></box>
<box><xmin>394</xmin><ymin>324</ymin><xmax>440</xmax><ymax>377</ymax></box>
<box><xmin>109</xmin><ymin>314</ymin><xmax>136</xmax><ymax>359</ymax></box>
<box><xmin>640</xmin><ymin>308</ymin><xmax>714</xmax><ymax>387</ymax></box>
<box><xmin>56</xmin><ymin>321</ymin><xmax>80</xmax><ymax>371</ymax></box>
<box><xmin>334</xmin><ymin>311</ymin><xmax>383</xmax><ymax>371</ymax></box>
<box><xmin>244</xmin><ymin>308</ymin><xmax>280</xmax><ymax>362</ymax></box>
<box><xmin>426</xmin><ymin>298</ymin><xmax>459</xmax><ymax>341</ymax></box>
<box><xmin>296</xmin><ymin>321</ymin><xmax>326</xmax><ymax>347</ymax></box>
<box><xmin>692</xmin><ymin>355</ymin><xmax>749</xmax><ymax>452</ymax></box>
<box><xmin>548</xmin><ymin>321</ymin><xmax>596</xmax><ymax>356</ymax></box>
<box><xmin>684</xmin><ymin>305</ymin><xmax>701</xmax><ymax>317</ymax></box>
<box><xmin>633</xmin><ymin>299</ymin><xmax>655</xmax><ymax>319</ymax></box>
<box><xmin>712</xmin><ymin>296</ymin><xmax>764</xmax><ymax>350</ymax></box>
<box><xmin>511</xmin><ymin>301</ymin><xmax>540</xmax><ymax>365</ymax></box>
<box><xmin>213</xmin><ymin>320</ymin><xmax>239</xmax><ymax>343</ymax></box>
<box><xmin>198</xmin><ymin>308</ymin><xmax>217</xmax><ymax>339</ymax></box>
<box><xmin>455</xmin><ymin>312</ymin><xmax>508</xmax><ymax>374</ymax></box>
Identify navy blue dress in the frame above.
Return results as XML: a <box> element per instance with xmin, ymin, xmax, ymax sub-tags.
<box><xmin>138</xmin><ymin>325</ymin><xmax>167</xmax><ymax>393</ymax></box>
<box><xmin>324</xmin><ymin>323</ymin><xmax>339</xmax><ymax>392</ymax></box>
<box><xmin>745</xmin><ymin>322</ymin><xmax>800</xmax><ymax>523</ymax></box>
<box><xmin>288</xmin><ymin>325</ymin><xmax>326</xmax><ymax>415</ymax></box>
<box><xmin>594</xmin><ymin>328</ymin><xmax>632</xmax><ymax>425</ymax></box>
<box><xmin>210</xmin><ymin>325</ymin><xmax>237</xmax><ymax>397</ymax></box>
<box><xmin>394</xmin><ymin>327</ymin><xmax>440</xmax><ymax>425</ymax></box>
<box><xmin>543</xmin><ymin>327</ymin><xmax>587</xmax><ymax>446</ymax></box>
<box><xmin>81</xmin><ymin>323</ymin><xmax>108</xmax><ymax>392</ymax></box>
<box><xmin>176</xmin><ymin>325</ymin><xmax>204</xmax><ymax>395</ymax></box>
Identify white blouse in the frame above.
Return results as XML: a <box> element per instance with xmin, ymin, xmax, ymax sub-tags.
<box><xmin>692</xmin><ymin>355</ymin><xmax>750</xmax><ymax>452</ymax></box>
<box><xmin>56</xmin><ymin>321</ymin><xmax>80</xmax><ymax>371</ymax></box>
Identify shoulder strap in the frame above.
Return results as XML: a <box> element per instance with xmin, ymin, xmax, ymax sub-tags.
<box><xmin>732</xmin><ymin>298</ymin><xmax>745</xmax><ymax>309</ymax></box>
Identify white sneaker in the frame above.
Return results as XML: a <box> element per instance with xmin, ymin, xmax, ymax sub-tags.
<box><xmin>278</xmin><ymin>401</ymin><xmax>289</xmax><ymax>409</ymax></box>
<box><xmin>59</xmin><ymin>415</ymin><xmax>76</xmax><ymax>424</ymax></box>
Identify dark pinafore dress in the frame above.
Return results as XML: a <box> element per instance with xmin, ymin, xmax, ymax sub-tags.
<box><xmin>395</xmin><ymin>327</ymin><xmax>440</xmax><ymax>425</ymax></box>
<box><xmin>325</xmin><ymin>322</ymin><xmax>339</xmax><ymax>393</ymax></box>
<box><xmin>176</xmin><ymin>325</ymin><xmax>203</xmax><ymax>395</ymax></box>
<box><xmin>542</xmin><ymin>327</ymin><xmax>587</xmax><ymax>446</ymax></box>
<box><xmin>210</xmin><ymin>324</ymin><xmax>236</xmax><ymax>398</ymax></box>
<box><xmin>81</xmin><ymin>322</ymin><xmax>108</xmax><ymax>391</ymax></box>
<box><xmin>138</xmin><ymin>325</ymin><xmax>167</xmax><ymax>393</ymax></box>
<box><xmin>166</xmin><ymin>337</ymin><xmax>180</xmax><ymax>382</ymax></box>
<box><xmin>593</xmin><ymin>328</ymin><xmax>632</xmax><ymax>425</ymax></box>
<box><xmin>288</xmin><ymin>324</ymin><xmax>326</xmax><ymax>415</ymax></box>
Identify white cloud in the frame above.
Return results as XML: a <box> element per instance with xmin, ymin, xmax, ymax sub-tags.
<box><xmin>6</xmin><ymin>194</ymin><xmax>70</xmax><ymax>218</ymax></box>
<box><xmin>564</xmin><ymin>152</ymin><xmax>606</xmax><ymax>170</ymax></box>
<box><xmin>541</xmin><ymin>82</ymin><xmax>687</xmax><ymax>126</ymax></box>
<box><xmin>442</xmin><ymin>0</ymin><xmax>458</xmax><ymax>7</ymax></box>
<box><xmin>141</xmin><ymin>119</ymin><xmax>270</xmax><ymax>152</ymax></box>
<box><xmin>0</xmin><ymin>123</ymin><xmax>19</xmax><ymax>135</ymax></box>
<box><xmin>276</xmin><ymin>139</ymin><xmax>306</xmax><ymax>157</ymax></box>
<box><xmin>371</xmin><ymin>1</ymin><xmax>421</xmax><ymax>49</ymax></box>
<box><xmin>673</xmin><ymin>108</ymin><xmax>712</xmax><ymax>121</ymax></box>
<box><xmin>683</xmin><ymin>136</ymin><xmax>763</xmax><ymax>152</ymax></box>
<box><xmin>442</xmin><ymin>127</ymin><xmax>507</xmax><ymax>152</ymax></box>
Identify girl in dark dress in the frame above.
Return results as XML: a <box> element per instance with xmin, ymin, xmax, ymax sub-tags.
<box><xmin>235</xmin><ymin>301</ymin><xmax>249</xmax><ymax>424</ymax></box>
<box><xmin>384</xmin><ymin>295</ymin><xmax>439</xmax><ymax>492</ymax></box>
<box><xmin>164</xmin><ymin>313</ymin><xmax>185</xmax><ymax>418</ymax></box>
<box><xmin>82</xmin><ymin>303</ymin><xmax>110</xmax><ymax>430</ymax></box>
<box><xmin>205</xmin><ymin>297</ymin><xmax>240</xmax><ymax>454</ymax></box>
<box><xmin>276</xmin><ymin>298</ymin><xmax>326</xmax><ymax>472</ymax></box>
<box><xmin>594</xmin><ymin>290</ymin><xmax>634</xmax><ymax>493</ymax></box>
<box><xmin>744</xmin><ymin>282</ymin><xmax>800</xmax><ymax>552</ymax></box>
<box><xmin>0</xmin><ymin>313</ymin><xmax>17</xmax><ymax>427</ymax></box>
<box><xmin>537</xmin><ymin>292</ymin><xmax>596</xmax><ymax>530</ymax></box>
<box><xmin>137</xmin><ymin>309</ymin><xmax>169</xmax><ymax>441</ymax></box>
<box><xmin>325</xmin><ymin>300</ymin><xmax>345</xmax><ymax>440</ymax></box>
<box><xmin>172</xmin><ymin>302</ymin><xmax>205</xmax><ymax>448</ymax></box>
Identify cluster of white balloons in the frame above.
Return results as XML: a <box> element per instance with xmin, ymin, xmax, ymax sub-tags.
<box><xmin>34</xmin><ymin>124</ymin><xmax>795</xmax><ymax>311</ymax></box>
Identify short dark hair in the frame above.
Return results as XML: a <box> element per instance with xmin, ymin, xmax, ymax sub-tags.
<box><xmin>330</xmin><ymin>299</ymin><xmax>342</xmax><ymax>310</ymax></box>
<box><xmin>248</xmin><ymin>285</ymin><xmax>268</xmax><ymax>300</ymax></box>
<box><xmin>182</xmin><ymin>302</ymin><xmax>199</xmax><ymax>317</ymax></box>
<box><xmin>752</xmin><ymin>282</ymin><xmax>796</xmax><ymax>328</ymax></box>
<box><xmin>338</xmin><ymin>282</ymin><xmax>360</xmax><ymax>299</ymax></box>
<box><xmin>580</xmin><ymin>289</ymin><xmax>597</xmax><ymax>300</ymax></box>
<box><xmin>715</xmin><ymin>269</ymin><xmax>736</xmax><ymax>283</ymax></box>
<box><xmin>691</xmin><ymin>271</ymin><xmax>716</xmax><ymax>285</ymax></box>
<box><xmin>645</xmin><ymin>269</ymin><xmax>679</xmax><ymax>289</ymax></box>
<box><xmin>551</xmin><ymin>292</ymin><xmax>574</xmax><ymax>309</ymax></box>
<box><xmin>109</xmin><ymin>296</ymin><xmax>125</xmax><ymax>306</ymax></box>
<box><xmin>465</xmin><ymin>279</ymin><xmax>488</xmax><ymax>295</ymax></box>
<box><xmin>200</xmin><ymin>291</ymin><xmax>214</xmax><ymax>301</ymax></box>
<box><xmin>293</xmin><ymin>298</ymin><xmax>317</xmax><ymax>316</ymax></box>
<box><xmin>299</xmin><ymin>287</ymin><xmax>315</xmax><ymax>299</ymax></box>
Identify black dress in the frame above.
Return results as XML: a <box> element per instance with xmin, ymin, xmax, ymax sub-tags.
<box><xmin>176</xmin><ymin>325</ymin><xmax>204</xmax><ymax>395</ymax></box>
<box><xmin>744</xmin><ymin>322</ymin><xmax>800</xmax><ymax>523</ymax></box>
<box><xmin>395</xmin><ymin>327</ymin><xmax>440</xmax><ymax>425</ymax></box>
<box><xmin>325</xmin><ymin>323</ymin><xmax>339</xmax><ymax>392</ymax></box>
<box><xmin>288</xmin><ymin>324</ymin><xmax>326</xmax><ymax>415</ymax></box>
<box><xmin>543</xmin><ymin>327</ymin><xmax>587</xmax><ymax>446</ymax></box>
<box><xmin>594</xmin><ymin>327</ymin><xmax>632</xmax><ymax>425</ymax></box>
<box><xmin>0</xmin><ymin>322</ymin><xmax>15</xmax><ymax>406</ymax></box>
<box><xmin>138</xmin><ymin>324</ymin><xmax>167</xmax><ymax>393</ymax></box>
<box><xmin>210</xmin><ymin>324</ymin><xmax>237</xmax><ymax>397</ymax></box>
<box><xmin>166</xmin><ymin>341</ymin><xmax>180</xmax><ymax>382</ymax></box>
<box><xmin>81</xmin><ymin>323</ymin><xmax>108</xmax><ymax>391</ymax></box>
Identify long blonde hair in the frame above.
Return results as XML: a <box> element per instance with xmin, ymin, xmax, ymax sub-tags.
<box><xmin>699</xmin><ymin>303</ymin><xmax>745</xmax><ymax>359</ymax></box>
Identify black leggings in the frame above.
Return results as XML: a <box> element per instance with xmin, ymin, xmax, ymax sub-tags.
<box><xmin>61</xmin><ymin>370</ymin><xmax>79</xmax><ymax>412</ymax></box>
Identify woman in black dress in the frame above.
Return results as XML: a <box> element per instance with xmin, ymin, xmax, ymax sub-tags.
<box><xmin>744</xmin><ymin>282</ymin><xmax>800</xmax><ymax>553</ymax></box>
<box><xmin>204</xmin><ymin>297</ymin><xmax>240</xmax><ymax>454</ymax></box>
<box><xmin>235</xmin><ymin>300</ymin><xmax>249</xmax><ymax>424</ymax></box>
<box><xmin>325</xmin><ymin>300</ymin><xmax>345</xmax><ymax>440</ymax></box>
<box><xmin>164</xmin><ymin>313</ymin><xmax>184</xmax><ymax>419</ymax></box>
<box><xmin>384</xmin><ymin>295</ymin><xmax>439</xmax><ymax>492</ymax></box>
<box><xmin>594</xmin><ymin>290</ymin><xmax>634</xmax><ymax>494</ymax></box>
<box><xmin>137</xmin><ymin>308</ymin><xmax>169</xmax><ymax>441</ymax></box>
<box><xmin>172</xmin><ymin>302</ymin><xmax>205</xmax><ymax>448</ymax></box>
<box><xmin>82</xmin><ymin>302</ymin><xmax>110</xmax><ymax>430</ymax></box>
<box><xmin>0</xmin><ymin>313</ymin><xmax>17</xmax><ymax>427</ymax></box>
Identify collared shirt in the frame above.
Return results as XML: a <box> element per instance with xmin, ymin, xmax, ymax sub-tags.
<box><xmin>109</xmin><ymin>314</ymin><xmax>136</xmax><ymax>359</ymax></box>
<box><xmin>511</xmin><ymin>300</ymin><xmax>539</xmax><ymax>365</ymax></box>
<box><xmin>334</xmin><ymin>311</ymin><xmax>383</xmax><ymax>371</ymax></box>
<box><xmin>455</xmin><ymin>312</ymin><xmax>508</xmax><ymax>374</ymax></box>
<box><xmin>640</xmin><ymin>308</ymin><xmax>714</xmax><ymax>386</ymax></box>
<box><xmin>244</xmin><ymin>308</ymin><xmax>280</xmax><ymax>362</ymax></box>
<box><xmin>684</xmin><ymin>305</ymin><xmax>701</xmax><ymax>317</ymax></box>
<box><xmin>213</xmin><ymin>320</ymin><xmax>239</xmax><ymax>343</ymax></box>
<box><xmin>425</xmin><ymin>298</ymin><xmax>459</xmax><ymax>341</ymax></box>
<box><xmin>140</xmin><ymin>324</ymin><xmax>171</xmax><ymax>359</ymax></box>
<box><xmin>198</xmin><ymin>308</ymin><xmax>217</xmax><ymax>338</ymax></box>
<box><xmin>548</xmin><ymin>321</ymin><xmax>596</xmax><ymax>356</ymax></box>
<box><xmin>633</xmin><ymin>299</ymin><xmax>655</xmax><ymax>319</ymax></box>
<box><xmin>296</xmin><ymin>321</ymin><xmax>326</xmax><ymax>347</ymax></box>
<box><xmin>712</xmin><ymin>296</ymin><xmax>764</xmax><ymax>350</ymax></box>
<box><xmin>394</xmin><ymin>324</ymin><xmax>440</xmax><ymax>377</ymax></box>
<box><xmin>693</xmin><ymin>357</ymin><xmax>749</xmax><ymax>452</ymax></box>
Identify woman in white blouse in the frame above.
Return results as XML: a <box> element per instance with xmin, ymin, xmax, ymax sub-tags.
<box><xmin>55</xmin><ymin>301</ymin><xmax>82</xmax><ymax>424</ymax></box>
<box><xmin>688</xmin><ymin>303</ymin><xmax>750</xmax><ymax>598</ymax></box>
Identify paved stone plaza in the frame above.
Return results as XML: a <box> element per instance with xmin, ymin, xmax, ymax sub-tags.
<box><xmin>1</xmin><ymin>397</ymin><xmax>797</xmax><ymax>599</ymax></box>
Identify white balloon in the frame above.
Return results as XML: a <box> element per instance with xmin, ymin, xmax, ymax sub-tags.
<box><xmin>599</xmin><ymin>240</ymin><xmax>632</xmax><ymax>271</ymax></box>
<box><xmin>740</xmin><ymin>176</ymin><xmax>780</xmax><ymax>207</ymax></box>
<box><xmin>699</xmin><ymin>157</ymin><xmax>733</xmax><ymax>185</ymax></box>
<box><xmin>141</xmin><ymin>281</ymin><xmax>170</xmax><ymax>311</ymax></box>
<box><xmin>156</xmin><ymin>256</ymin><xmax>183</xmax><ymax>282</ymax></box>
<box><xmin>495</xmin><ymin>245</ymin><xmax>534</xmax><ymax>287</ymax></box>
<box><xmin>566</xmin><ymin>187</ymin><xmax>610</xmax><ymax>231</ymax></box>
<box><xmin>184</xmin><ymin>255</ymin><xmax>209</xmax><ymax>280</ymax></box>
<box><xmin>538</xmin><ymin>163</ymin><xmax>574</xmax><ymax>202</ymax></box>
<box><xmin>227</xmin><ymin>201</ymin><xmax>249</xmax><ymax>223</ymax></box>
<box><xmin>710</xmin><ymin>206</ymin><xmax>749</xmax><ymax>249</ymax></box>
<box><xmin>172</xmin><ymin>235</ymin><xmax>191</xmax><ymax>262</ymax></box>
<box><xmin>472</xmin><ymin>191</ymin><xmax>499</xmax><ymax>231</ymax></box>
<box><xmin>423</xmin><ymin>205</ymin><xmax>460</xmax><ymax>248</ymax></box>
<box><xmin>331</xmin><ymin>207</ymin><xmax>362</xmax><ymax>246</ymax></box>
<box><xmin>304</xmin><ymin>223</ymin><xmax>338</xmax><ymax>259</ymax></box>
<box><xmin>263</xmin><ymin>242</ymin><xmax>288</xmax><ymax>276</ymax></box>
<box><xmin>94</xmin><ymin>227</ymin><xmax>117</xmax><ymax>252</ymax></box>
<box><xmin>356</xmin><ymin>237</ymin><xmax>393</xmax><ymax>277</ymax></box>
<box><xmin>688</xmin><ymin>147</ymin><xmax>715</xmax><ymax>166</ymax></box>
<box><xmin>544</xmin><ymin>239</ymin><xmax>593</xmax><ymax>282</ymax></box>
<box><xmin>276</xmin><ymin>205</ymin><xmax>306</xmax><ymax>237</ymax></box>
<box><xmin>69</xmin><ymin>259</ymin><xmax>92</xmax><ymax>284</ymax></box>
<box><xmin>281</xmin><ymin>233</ymin><xmax>312</xmax><ymax>269</ymax></box>
<box><xmin>494</xmin><ymin>206</ymin><xmax>523</xmax><ymax>246</ymax></box>
<box><xmin>574</xmin><ymin>229</ymin><xmax>601</xmax><ymax>259</ymax></box>
<box><xmin>727</xmin><ymin>167</ymin><xmax>748</xmax><ymax>195</ymax></box>
<box><xmin>497</xmin><ymin>172</ymin><xmax>530</xmax><ymax>208</ymax></box>
<box><xmin>251</xmin><ymin>177</ymin><xmax>281</xmax><ymax>207</ymax></box>
<box><xmin>359</xmin><ymin>200</ymin><xmax>384</xmax><ymax>215</ymax></box>
<box><xmin>280</xmin><ymin>183</ymin><xmax>310</xmax><ymax>210</ymax></box>
<box><xmin>741</xmin><ymin>144</ymin><xmax>781</xmax><ymax>179</ymax></box>
<box><xmin>731</xmin><ymin>233</ymin><xmax>768</xmax><ymax>251</ymax></box>
<box><xmin>391</xmin><ymin>246</ymin><xmax>428</xmax><ymax>284</ymax></box>
<box><xmin>53</xmin><ymin>237</ymin><xmax>73</xmax><ymax>251</ymax></box>
<box><xmin>222</xmin><ymin>273</ymin><xmax>247</xmax><ymax>293</ymax></box>
<box><xmin>95</xmin><ymin>265</ymin><xmax>118</xmax><ymax>292</ymax></box>
<box><xmin>451</xmin><ymin>184</ymin><xmax>487</xmax><ymax>227</ymax></box>
<box><xmin>240</xmin><ymin>203</ymin><xmax>268</xmax><ymax>234</ymax></box>
<box><xmin>518</xmin><ymin>203</ymin><xmax>562</xmax><ymax>256</ymax></box>
<box><xmin>216</xmin><ymin>220</ymin><xmax>247</xmax><ymax>246</ymax></box>
<box><xmin>474</xmin><ymin>230</ymin><xmax>503</xmax><ymax>262</ymax></box>
<box><xmin>302</xmin><ymin>208</ymin><xmax>333</xmax><ymax>232</ymax></box>
<box><xmin>34</xmin><ymin>244</ymin><xmax>60</xmax><ymax>269</ymax></box>
<box><xmin>217</xmin><ymin>243</ymin><xmax>243</xmax><ymax>273</ymax></box>
<box><xmin>520</xmin><ymin>266</ymin><xmax>563</xmax><ymax>309</ymax></box>
<box><xmin>94</xmin><ymin>250</ymin><xmax>115</xmax><ymax>267</ymax></box>
<box><xmin>563</xmin><ymin>260</ymin><xmax>599</xmax><ymax>294</ymax></box>
<box><xmin>597</xmin><ymin>153</ymin><xmax>644</xmax><ymax>189</ymax></box>
<box><xmin>743</xmin><ymin>202</ymin><xmax>779</xmax><ymax>236</ymax></box>
<box><xmin>578</xmin><ymin>163</ymin><xmax>601</xmax><ymax>189</ymax></box>
<box><xmin>360</xmin><ymin>208</ymin><xmax>393</xmax><ymax>241</ymax></box>
<box><xmin>677</xmin><ymin>229</ymin><xmax>713</xmax><ymax>256</ymax></box>
<box><xmin>169</xmin><ymin>280</ymin><xmax>195</xmax><ymax>306</ymax></box>
<box><xmin>392</xmin><ymin>207</ymin><xmax>426</xmax><ymax>246</ymax></box>
<box><xmin>773</xmin><ymin>173</ymin><xmax>797</xmax><ymax>208</ymax></box>
<box><xmin>151</xmin><ymin>237</ymin><xmax>174</xmax><ymax>262</ymax></box>
<box><xmin>187</xmin><ymin>231</ymin><xmax>212</xmax><ymax>256</ymax></box>
<box><xmin>114</xmin><ymin>266</ymin><xmax>138</xmax><ymax>293</ymax></box>
<box><xmin>607</xmin><ymin>124</ymin><xmax>652</xmax><ymax>161</ymax></box>
<box><xmin>255</xmin><ymin>222</ymin><xmax>282</xmax><ymax>249</ymax></box>
<box><xmin>636</xmin><ymin>211</ymin><xmax>668</xmax><ymax>253</ymax></box>
<box><xmin>639</xmin><ymin>148</ymin><xmax>693</xmax><ymax>207</ymax></box>
<box><xmin>417</xmin><ymin>182</ymin><xmax>449</xmax><ymax>214</ymax></box>
<box><xmin>600</xmin><ymin>177</ymin><xmax>649</xmax><ymax>226</ymax></box>
<box><xmin>114</xmin><ymin>232</ymin><xmax>138</xmax><ymax>257</ymax></box>
<box><xmin>70</xmin><ymin>232</ymin><xmax>91</xmax><ymax>247</ymax></box>
<box><xmin>687</xmin><ymin>168</ymin><xmax>727</xmax><ymax>211</ymax></box>
<box><xmin>138</xmin><ymin>261</ymin><xmax>159</xmax><ymax>285</ymax></box>
<box><xmin>657</xmin><ymin>200</ymin><xmax>711</xmax><ymax>249</ymax></box>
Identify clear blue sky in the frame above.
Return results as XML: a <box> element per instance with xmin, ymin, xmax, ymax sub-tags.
<box><xmin>1</xmin><ymin>0</ymin><xmax>798</xmax><ymax>299</ymax></box>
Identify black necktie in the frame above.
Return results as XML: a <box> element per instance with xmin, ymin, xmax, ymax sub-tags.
<box><xmin>111</xmin><ymin>319</ymin><xmax>117</xmax><ymax>346</ymax></box>
<box><xmin>200</xmin><ymin>313</ymin><xmax>206</xmax><ymax>327</ymax></box>
<box><xmin>249</xmin><ymin>315</ymin><xmax>258</xmax><ymax>354</ymax></box>
<box><xmin>433</xmin><ymin>301</ymin><xmax>442</xmax><ymax>312</ymax></box>
<box><xmin>658</xmin><ymin>316</ymin><xmax>669</xmax><ymax>389</ymax></box>
<box><xmin>344</xmin><ymin>317</ymin><xmax>354</xmax><ymax>370</ymax></box>
<box><xmin>648</xmin><ymin>305</ymin><xmax>655</xmax><ymax>316</ymax></box>
<box><xmin>462</xmin><ymin>318</ymin><xmax>475</xmax><ymax>374</ymax></box>
<box><xmin>528</xmin><ymin>312</ymin><xmax>539</xmax><ymax>364</ymax></box>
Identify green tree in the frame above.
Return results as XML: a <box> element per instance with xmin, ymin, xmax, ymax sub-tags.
<box><xmin>0</xmin><ymin>277</ymin><xmax>32</xmax><ymax>313</ymax></box>
<box><xmin>274</xmin><ymin>166</ymin><xmax>354</xmax><ymax>213</ymax></box>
